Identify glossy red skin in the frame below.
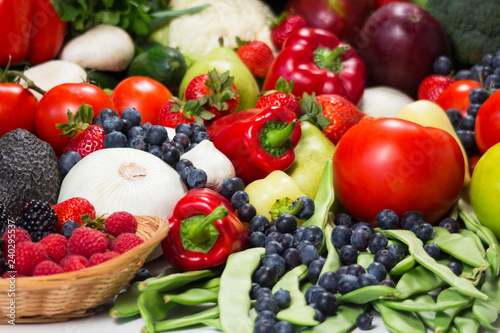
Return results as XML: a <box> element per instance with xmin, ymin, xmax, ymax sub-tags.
<box><xmin>263</xmin><ymin>28</ymin><xmax>366</xmax><ymax>105</ymax></box>
<box><xmin>285</xmin><ymin>0</ymin><xmax>375</xmax><ymax>45</ymax></box>
<box><xmin>475</xmin><ymin>90</ymin><xmax>500</xmax><ymax>154</ymax></box>
<box><xmin>111</xmin><ymin>76</ymin><xmax>173</xmax><ymax>125</ymax></box>
<box><xmin>207</xmin><ymin>106</ymin><xmax>301</xmax><ymax>185</ymax></box>
<box><xmin>161</xmin><ymin>188</ymin><xmax>248</xmax><ymax>271</ymax></box>
<box><xmin>0</xmin><ymin>0</ymin><xmax>34</xmax><ymax>66</ymax></box>
<box><xmin>355</xmin><ymin>3</ymin><xmax>451</xmax><ymax>98</ymax></box>
<box><xmin>436</xmin><ymin>80</ymin><xmax>482</xmax><ymax>117</ymax></box>
<box><xmin>35</xmin><ymin>83</ymin><xmax>116</xmax><ymax>156</ymax></box>
<box><xmin>332</xmin><ymin>118</ymin><xmax>465</xmax><ymax>224</ymax></box>
<box><xmin>0</xmin><ymin>84</ymin><xmax>38</xmax><ymax>136</ymax></box>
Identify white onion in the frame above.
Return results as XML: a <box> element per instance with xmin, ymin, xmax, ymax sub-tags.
<box><xmin>358</xmin><ymin>86</ymin><xmax>414</xmax><ymax>118</ymax></box>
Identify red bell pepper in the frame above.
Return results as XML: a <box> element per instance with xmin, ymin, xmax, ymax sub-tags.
<box><xmin>207</xmin><ymin>106</ymin><xmax>301</xmax><ymax>185</ymax></box>
<box><xmin>263</xmin><ymin>27</ymin><xmax>366</xmax><ymax>105</ymax></box>
<box><xmin>161</xmin><ymin>188</ymin><xmax>248</xmax><ymax>271</ymax></box>
<box><xmin>0</xmin><ymin>0</ymin><xmax>67</xmax><ymax>66</ymax></box>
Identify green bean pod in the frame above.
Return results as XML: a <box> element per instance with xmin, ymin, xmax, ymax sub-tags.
<box><xmin>356</xmin><ymin>252</ymin><xmax>374</xmax><ymax>270</ymax></box>
<box><xmin>138</xmin><ymin>290</ymin><xmax>177</xmax><ymax>333</ymax></box>
<box><xmin>381</xmin><ymin>289</ymin><xmax>470</xmax><ymax>312</ymax></box>
<box><xmin>337</xmin><ymin>285</ymin><xmax>398</xmax><ymax>304</ymax></box>
<box><xmin>219</xmin><ymin>247</ymin><xmax>266</xmax><ymax>333</ymax></box>
<box><xmin>163</xmin><ymin>287</ymin><xmax>219</xmax><ymax>305</ymax></box>
<box><xmin>373</xmin><ymin>301</ymin><xmax>427</xmax><ymax>333</ymax></box>
<box><xmin>390</xmin><ymin>255</ymin><xmax>415</xmax><ymax>276</ymax></box>
<box><xmin>472</xmin><ymin>270</ymin><xmax>500</xmax><ymax>330</ymax></box>
<box><xmin>200</xmin><ymin>318</ymin><xmax>223</xmax><ymax>331</ymax></box>
<box><xmin>301</xmin><ymin>304</ymin><xmax>367</xmax><ymax>333</ymax></box>
<box><xmin>139</xmin><ymin>269</ymin><xmax>221</xmax><ymax>292</ymax></box>
<box><xmin>152</xmin><ymin>305</ymin><xmax>220</xmax><ymax>332</ymax></box>
<box><xmin>273</xmin><ymin>264</ymin><xmax>319</xmax><ymax>326</ymax></box>
<box><xmin>109</xmin><ymin>282</ymin><xmax>142</xmax><ymax>318</ymax></box>
<box><xmin>434</xmin><ymin>289</ymin><xmax>473</xmax><ymax>333</ymax></box>
<box><xmin>431</xmin><ymin>233</ymin><xmax>489</xmax><ymax>269</ymax></box>
<box><xmin>432</xmin><ymin>226</ymin><xmax>452</xmax><ymax>239</ymax></box>
<box><xmin>395</xmin><ymin>260</ymin><xmax>449</xmax><ymax>300</ymax></box>
<box><xmin>453</xmin><ymin>310</ymin><xmax>480</xmax><ymax>333</ymax></box>
<box><xmin>319</xmin><ymin>223</ymin><xmax>341</xmax><ymax>276</ymax></box>
<box><xmin>459</xmin><ymin>229</ymin><xmax>486</xmax><ymax>258</ymax></box>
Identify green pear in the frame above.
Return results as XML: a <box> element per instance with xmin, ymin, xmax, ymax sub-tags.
<box><xmin>286</xmin><ymin>121</ymin><xmax>336</xmax><ymax>199</ymax></box>
<box><xmin>178</xmin><ymin>45</ymin><xmax>259</xmax><ymax>111</ymax></box>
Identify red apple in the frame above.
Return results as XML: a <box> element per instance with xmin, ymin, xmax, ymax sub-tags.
<box><xmin>285</xmin><ymin>0</ymin><xmax>375</xmax><ymax>45</ymax></box>
<box><xmin>355</xmin><ymin>3</ymin><xmax>451</xmax><ymax>98</ymax></box>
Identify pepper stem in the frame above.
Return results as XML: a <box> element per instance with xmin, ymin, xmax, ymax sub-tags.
<box><xmin>266</xmin><ymin>119</ymin><xmax>297</xmax><ymax>148</ymax></box>
<box><xmin>313</xmin><ymin>45</ymin><xmax>350</xmax><ymax>73</ymax></box>
<box><xmin>189</xmin><ymin>206</ymin><xmax>228</xmax><ymax>244</ymax></box>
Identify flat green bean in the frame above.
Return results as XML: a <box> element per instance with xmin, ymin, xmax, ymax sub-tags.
<box><xmin>138</xmin><ymin>290</ymin><xmax>177</xmax><ymax>333</ymax></box>
<box><xmin>219</xmin><ymin>247</ymin><xmax>266</xmax><ymax>333</ymax></box>
<box><xmin>431</xmin><ymin>233</ymin><xmax>489</xmax><ymax>269</ymax></box>
<box><xmin>395</xmin><ymin>260</ymin><xmax>450</xmax><ymax>300</ymax></box>
<box><xmin>164</xmin><ymin>287</ymin><xmax>219</xmax><ymax>305</ymax></box>
<box><xmin>152</xmin><ymin>305</ymin><xmax>220</xmax><ymax>332</ymax></box>
<box><xmin>390</xmin><ymin>255</ymin><xmax>415</xmax><ymax>275</ymax></box>
<box><xmin>459</xmin><ymin>229</ymin><xmax>486</xmax><ymax>258</ymax></box>
<box><xmin>200</xmin><ymin>318</ymin><xmax>223</xmax><ymax>331</ymax></box>
<box><xmin>432</xmin><ymin>226</ymin><xmax>451</xmax><ymax>239</ymax></box>
<box><xmin>381</xmin><ymin>289</ymin><xmax>470</xmax><ymax>312</ymax></box>
<box><xmin>373</xmin><ymin>301</ymin><xmax>426</xmax><ymax>333</ymax></box>
<box><xmin>453</xmin><ymin>310</ymin><xmax>480</xmax><ymax>333</ymax></box>
<box><xmin>109</xmin><ymin>282</ymin><xmax>142</xmax><ymax>318</ymax></box>
<box><xmin>378</xmin><ymin>229</ymin><xmax>488</xmax><ymax>300</ymax></box>
<box><xmin>139</xmin><ymin>269</ymin><xmax>221</xmax><ymax>292</ymax></box>
<box><xmin>356</xmin><ymin>252</ymin><xmax>374</xmax><ymax>269</ymax></box>
<box><xmin>319</xmin><ymin>223</ymin><xmax>341</xmax><ymax>275</ymax></box>
<box><xmin>434</xmin><ymin>289</ymin><xmax>473</xmax><ymax>333</ymax></box>
<box><xmin>337</xmin><ymin>285</ymin><xmax>398</xmax><ymax>304</ymax></box>
<box><xmin>472</xmin><ymin>269</ymin><xmax>500</xmax><ymax>330</ymax></box>
<box><xmin>301</xmin><ymin>304</ymin><xmax>367</xmax><ymax>333</ymax></box>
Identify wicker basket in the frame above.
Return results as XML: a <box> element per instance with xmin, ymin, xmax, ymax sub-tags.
<box><xmin>0</xmin><ymin>215</ymin><xmax>169</xmax><ymax>323</ymax></box>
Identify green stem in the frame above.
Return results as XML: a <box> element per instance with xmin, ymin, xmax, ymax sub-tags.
<box><xmin>6</xmin><ymin>70</ymin><xmax>47</xmax><ymax>95</ymax></box>
<box><xmin>266</xmin><ymin>119</ymin><xmax>297</xmax><ymax>148</ymax></box>
<box><xmin>314</xmin><ymin>45</ymin><xmax>350</xmax><ymax>73</ymax></box>
<box><xmin>189</xmin><ymin>206</ymin><xmax>228</xmax><ymax>244</ymax></box>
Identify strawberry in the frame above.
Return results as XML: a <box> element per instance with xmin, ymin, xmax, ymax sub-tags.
<box><xmin>56</xmin><ymin>103</ymin><xmax>106</xmax><ymax>158</ymax></box>
<box><xmin>236</xmin><ymin>38</ymin><xmax>274</xmax><ymax>78</ymax></box>
<box><xmin>270</xmin><ymin>14</ymin><xmax>307</xmax><ymax>50</ymax></box>
<box><xmin>300</xmin><ymin>93</ymin><xmax>365</xmax><ymax>145</ymax></box>
<box><xmin>256</xmin><ymin>77</ymin><xmax>301</xmax><ymax>117</ymax></box>
<box><xmin>52</xmin><ymin>197</ymin><xmax>96</xmax><ymax>233</ymax></box>
<box><xmin>158</xmin><ymin>98</ymin><xmax>213</xmax><ymax>128</ymax></box>
<box><xmin>418</xmin><ymin>75</ymin><xmax>455</xmax><ymax>102</ymax></box>
<box><xmin>184</xmin><ymin>69</ymin><xmax>240</xmax><ymax>121</ymax></box>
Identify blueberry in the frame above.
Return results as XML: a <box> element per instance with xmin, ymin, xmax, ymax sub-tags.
<box><xmin>140</xmin><ymin>122</ymin><xmax>152</xmax><ymax>133</ymax></box>
<box><xmin>352</xmin><ymin>222</ymin><xmax>374</xmax><ymax>236</ymax></box>
<box><xmin>314</xmin><ymin>291</ymin><xmax>339</xmax><ymax>317</ymax></box>
<box><xmin>455</xmin><ymin>69</ymin><xmax>472</xmax><ymax>81</ymax></box>
<box><xmin>273</xmin><ymin>288</ymin><xmax>291</xmax><ymax>309</ymax></box>
<box><xmin>254</xmin><ymin>319</ymin><xmax>276</xmax><ymax>333</ymax></box>
<box><xmin>414</xmin><ymin>223</ymin><xmax>435</xmax><ymax>242</ymax></box>
<box><xmin>277</xmin><ymin>233</ymin><xmax>294</xmax><ymax>250</ymax></box>
<box><xmin>493</xmin><ymin>54</ymin><xmax>500</xmax><ymax>69</ymax></box>
<box><xmin>102</xmin><ymin>115</ymin><xmax>123</xmax><ymax>134</ymax></box>
<box><xmin>249</xmin><ymin>215</ymin><xmax>270</xmax><ymax>233</ymax></box>
<box><xmin>249</xmin><ymin>232</ymin><xmax>266</xmax><ymax>248</ymax></box>
<box><xmin>305</xmin><ymin>285</ymin><xmax>326</xmax><ymax>304</ymax></box>
<box><xmin>255</xmin><ymin>287</ymin><xmax>273</xmax><ymax>300</ymax></box>
<box><xmin>255</xmin><ymin>310</ymin><xmax>277</xmax><ymax>325</ymax></box>
<box><xmin>121</xmin><ymin>119</ymin><xmax>133</xmax><ymax>136</ymax></box>
<box><xmin>255</xmin><ymin>296</ymin><xmax>280</xmax><ymax>314</ymax></box>
<box><xmin>230</xmin><ymin>190</ymin><xmax>249</xmax><ymax>210</ymax></box>
<box><xmin>376</xmin><ymin>209</ymin><xmax>399</xmax><ymax>230</ymax></box>
<box><xmin>445</xmin><ymin>108</ymin><xmax>462</xmax><ymax>128</ymax></box>
<box><xmin>187</xmin><ymin>168</ymin><xmax>207</xmax><ymax>188</ymax></box>
<box><xmin>386</xmin><ymin>244</ymin><xmax>406</xmax><ymax>263</ymax></box>
<box><xmin>447</xmin><ymin>262</ymin><xmax>463</xmax><ymax>276</ymax></box>
<box><xmin>274</xmin><ymin>320</ymin><xmax>294</xmax><ymax>333</ymax></box>
<box><xmin>379</xmin><ymin>279</ymin><xmax>396</xmax><ymax>288</ymax></box>
<box><xmin>190</xmin><ymin>122</ymin><xmax>207</xmax><ymax>133</ymax></box>
<box><xmin>175</xmin><ymin>123</ymin><xmax>193</xmax><ymax>137</ymax></box>
<box><xmin>301</xmin><ymin>225</ymin><xmax>324</xmax><ymax>249</ymax></box>
<box><xmin>292</xmin><ymin>226</ymin><xmax>305</xmax><ymax>246</ymax></box>
<box><xmin>130</xmin><ymin>267</ymin><xmax>152</xmax><ymax>284</ymax></box>
<box><xmin>466</xmin><ymin>103</ymin><xmax>481</xmax><ymax>118</ymax></box>
<box><xmin>307</xmin><ymin>258</ymin><xmax>326</xmax><ymax>284</ymax></box>
<box><xmin>282</xmin><ymin>247</ymin><xmax>300</xmax><ymax>270</ymax></box>
<box><xmin>221</xmin><ymin>177</ymin><xmax>245</xmax><ymax>200</ymax></box>
<box><xmin>127</xmin><ymin>125</ymin><xmax>145</xmax><ymax>139</ymax></box>
<box><xmin>62</xmin><ymin>220</ymin><xmax>80</xmax><ymax>238</ymax></box>
<box><xmin>120</xmin><ymin>107</ymin><xmax>141</xmax><ymax>126</ymax></box>
<box><xmin>191</xmin><ymin>130</ymin><xmax>210</xmax><ymax>143</ymax></box>
<box><xmin>179</xmin><ymin>166</ymin><xmax>194</xmax><ymax>183</ymax></box>
<box><xmin>161</xmin><ymin>145</ymin><xmax>181</xmax><ymax>166</ymax></box>
<box><xmin>299</xmin><ymin>244</ymin><xmax>319</xmax><ymax>266</ymax></box>
<box><xmin>318</xmin><ymin>271</ymin><xmax>339</xmax><ymax>294</ymax></box>
<box><xmin>296</xmin><ymin>240</ymin><xmax>314</xmax><ymax>251</ymax></box>
<box><xmin>145</xmin><ymin>125</ymin><xmax>168</xmax><ymax>146</ymax></box>
<box><xmin>238</xmin><ymin>203</ymin><xmax>257</xmax><ymax>222</ymax></box>
<box><xmin>367</xmin><ymin>262</ymin><xmax>387</xmax><ymax>282</ymax></box>
<box><xmin>175</xmin><ymin>159</ymin><xmax>193</xmax><ymax>173</ymax></box>
<box><xmin>423</xmin><ymin>243</ymin><xmax>441</xmax><ymax>260</ymax></box>
<box><xmin>368</xmin><ymin>232</ymin><xmax>388</xmax><ymax>254</ymax></box>
<box><xmin>265</xmin><ymin>231</ymin><xmax>282</xmax><ymax>244</ymax></box>
<box><xmin>357</xmin><ymin>273</ymin><xmax>378</xmax><ymax>288</ymax></box>
<box><xmin>265</xmin><ymin>241</ymin><xmax>284</xmax><ymax>256</ymax></box>
<box><xmin>334</xmin><ymin>213</ymin><xmax>354</xmax><ymax>228</ymax></box>
<box><xmin>350</xmin><ymin>229</ymin><xmax>370</xmax><ymax>251</ymax></box>
<box><xmin>439</xmin><ymin>217</ymin><xmax>460</xmax><ymax>233</ymax></box>
<box><xmin>261</xmin><ymin>254</ymin><xmax>286</xmax><ymax>277</ymax></box>
<box><xmin>401</xmin><ymin>211</ymin><xmax>424</xmax><ymax>230</ymax></box>
<box><xmin>337</xmin><ymin>274</ymin><xmax>358</xmax><ymax>295</ymax></box>
<box><xmin>433</xmin><ymin>55</ymin><xmax>453</xmax><ymax>75</ymax></box>
<box><xmin>458</xmin><ymin>115</ymin><xmax>476</xmax><ymax>131</ymax></box>
<box><xmin>482</xmin><ymin>53</ymin><xmax>494</xmax><ymax>66</ymax></box>
<box><xmin>293</xmin><ymin>196</ymin><xmax>315</xmax><ymax>220</ymax></box>
<box><xmin>468</xmin><ymin>88</ymin><xmax>490</xmax><ymax>104</ymax></box>
<box><xmin>128</xmin><ymin>135</ymin><xmax>148</xmax><ymax>151</ymax></box>
<box><xmin>346</xmin><ymin>264</ymin><xmax>365</xmax><ymax>277</ymax></box>
<box><xmin>148</xmin><ymin>145</ymin><xmax>163</xmax><ymax>159</ymax></box>
<box><xmin>331</xmin><ymin>225</ymin><xmax>352</xmax><ymax>249</ymax></box>
<box><xmin>356</xmin><ymin>313</ymin><xmax>373</xmax><ymax>330</ymax></box>
<box><xmin>186</xmin><ymin>142</ymin><xmax>197</xmax><ymax>152</ymax></box>
<box><xmin>58</xmin><ymin>151</ymin><xmax>82</xmax><ymax>178</ymax></box>
<box><xmin>374</xmin><ymin>249</ymin><xmax>397</xmax><ymax>271</ymax></box>
<box><xmin>162</xmin><ymin>138</ymin><xmax>184</xmax><ymax>155</ymax></box>
<box><xmin>339</xmin><ymin>245</ymin><xmax>358</xmax><ymax>265</ymax></box>
<box><xmin>253</xmin><ymin>266</ymin><xmax>278</xmax><ymax>289</ymax></box>
<box><xmin>250</xmin><ymin>282</ymin><xmax>262</xmax><ymax>299</ymax></box>
<box><xmin>95</xmin><ymin>108</ymin><xmax>119</xmax><ymax>126</ymax></box>
<box><xmin>275</xmin><ymin>213</ymin><xmax>297</xmax><ymax>234</ymax></box>
<box><xmin>336</xmin><ymin>266</ymin><xmax>348</xmax><ymax>278</ymax></box>
<box><xmin>104</xmin><ymin>131</ymin><xmax>127</xmax><ymax>148</ymax></box>
<box><xmin>456</xmin><ymin>129</ymin><xmax>479</xmax><ymax>155</ymax></box>
<box><xmin>485</xmin><ymin>74</ymin><xmax>500</xmax><ymax>90</ymax></box>
<box><xmin>409</xmin><ymin>219</ymin><xmax>424</xmax><ymax>233</ymax></box>
<box><xmin>173</xmin><ymin>133</ymin><xmax>190</xmax><ymax>150</ymax></box>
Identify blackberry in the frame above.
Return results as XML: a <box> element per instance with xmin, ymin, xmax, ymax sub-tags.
<box><xmin>17</xmin><ymin>200</ymin><xmax>58</xmax><ymax>242</ymax></box>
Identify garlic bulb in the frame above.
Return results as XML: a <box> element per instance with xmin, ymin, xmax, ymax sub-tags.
<box><xmin>181</xmin><ymin>140</ymin><xmax>235</xmax><ymax>192</ymax></box>
<box><xmin>58</xmin><ymin>148</ymin><xmax>187</xmax><ymax>219</ymax></box>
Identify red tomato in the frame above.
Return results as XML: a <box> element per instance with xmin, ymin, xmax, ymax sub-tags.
<box><xmin>0</xmin><ymin>83</ymin><xmax>38</xmax><ymax>136</ymax></box>
<box><xmin>474</xmin><ymin>89</ymin><xmax>500</xmax><ymax>154</ymax></box>
<box><xmin>35</xmin><ymin>83</ymin><xmax>116</xmax><ymax>156</ymax></box>
<box><xmin>332</xmin><ymin>118</ymin><xmax>465</xmax><ymax>224</ymax></box>
<box><xmin>111</xmin><ymin>76</ymin><xmax>173</xmax><ymax>125</ymax></box>
<box><xmin>435</xmin><ymin>79</ymin><xmax>481</xmax><ymax>117</ymax></box>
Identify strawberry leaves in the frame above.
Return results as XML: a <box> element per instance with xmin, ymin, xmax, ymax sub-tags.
<box><xmin>56</xmin><ymin>103</ymin><xmax>94</xmax><ymax>138</ymax></box>
<box><xmin>299</xmin><ymin>93</ymin><xmax>331</xmax><ymax>130</ymax></box>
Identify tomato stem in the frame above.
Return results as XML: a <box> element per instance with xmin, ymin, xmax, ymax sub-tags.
<box><xmin>5</xmin><ymin>70</ymin><xmax>47</xmax><ymax>95</ymax></box>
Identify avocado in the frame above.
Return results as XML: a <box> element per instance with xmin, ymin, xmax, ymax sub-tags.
<box><xmin>0</xmin><ymin>129</ymin><xmax>61</xmax><ymax>217</ymax></box>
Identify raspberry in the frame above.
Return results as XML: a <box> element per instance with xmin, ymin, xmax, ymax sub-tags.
<box><xmin>60</xmin><ymin>254</ymin><xmax>89</xmax><ymax>272</ymax></box>
<box><xmin>105</xmin><ymin>212</ymin><xmax>138</xmax><ymax>237</ymax></box>
<box><xmin>2</xmin><ymin>227</ymin><xmax>31</xmax><ymax>245</ymax></box>
<box><xmin>89</xmin><ymin>251</ymin><xmax>120</xmax><ymax>266</ymax></box>
<box><xmin>110</xmin><ymin>233</ymin><xmax>144</xmax><ymax>254</ymax></box>
<box><xmin>39</xmin><ymin>233</ymin><xmax>68</xmax><ymax>263</ymax></box>
<box><xmin>32</xmin><ymin>260</ymin><xmax>64</xmax><ymax>276</ymax></box>
<box><xmin>68</xmin><ymin>226</ymin><xmax>108</xmax><ymax>259</ymax></box>
<box><xmin>14</xmin><ymin>241</ymin><xmax>48</xmax><ymax>276</ymax></box>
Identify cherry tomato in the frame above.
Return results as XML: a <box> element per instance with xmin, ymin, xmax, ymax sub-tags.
<box><xmin>474</xmin><ymin>89</ymin><xmax>500</xmax><ymax>154</ymax></box>
<box><xmin>111</xmin><ymin>76</ymin><xmax>173</xmax><ymax>125</ymax></box>
<box><xmin>332</xmin><ymin>118</ymin><xmax>465</xmax><ymax>224</ymax></box>
<box><xmin>0</xmin><ymin>83</ymin><xmax>38</xmax><ymax>136</ymax></box>
<box><xmin>35</xmin><ymin>83</ymin><xmax>116</xmax><ymax>156</ymax></box>
<box><xmin>435</xmin><ymin>79</ymin><xmax>481</xmax><ymax>117</ymax></box>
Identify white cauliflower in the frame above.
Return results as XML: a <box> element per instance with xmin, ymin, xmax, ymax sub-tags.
<box><xmin>154</xmin><ymin>0</ymin><xmax>277</xmax><ymax>56</ymax></box>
